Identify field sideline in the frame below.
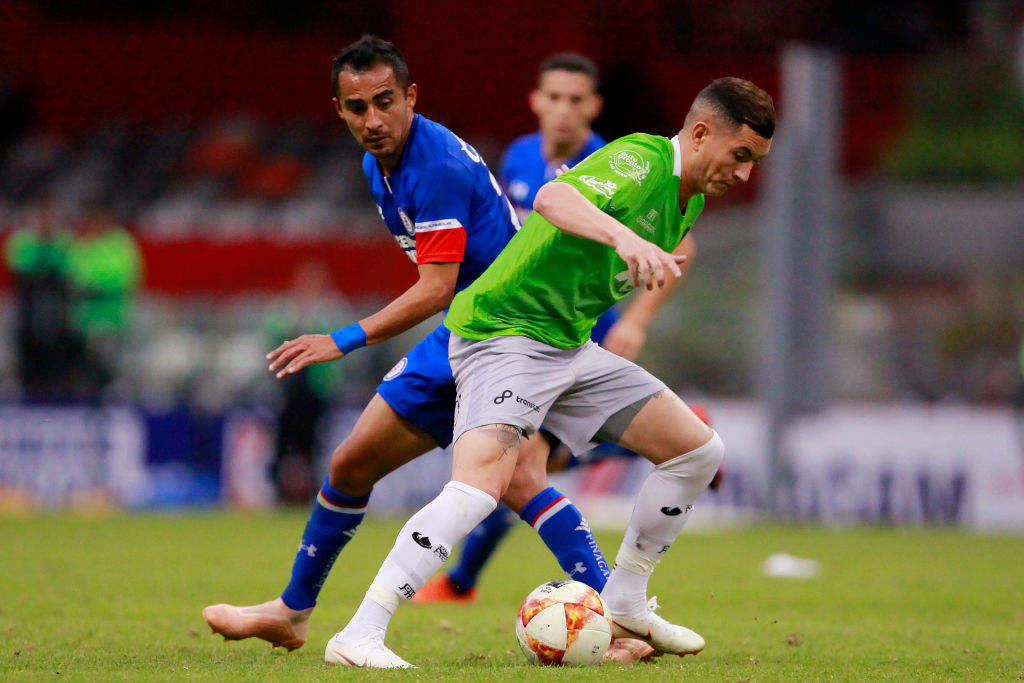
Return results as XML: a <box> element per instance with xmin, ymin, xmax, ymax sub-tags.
<box><xmin>1</xmin><ymin>511</ymin><xmax>1021</xmax><ymax>681</ymax></box>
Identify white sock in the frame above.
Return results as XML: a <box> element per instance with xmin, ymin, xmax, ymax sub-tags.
<box><xmin>603</xmin><ymin>431</ymin><xmax>724</xmax><ymax>615</ymax></box>
<box><xmin>336</xmin><ymin>594</ymin><xmax>395</xmax><ymax>643</ymax></box>
<box><xmin>341</xmin><ymin>481</ymin><xmax>496</xmax><ymax>640</ymax></box>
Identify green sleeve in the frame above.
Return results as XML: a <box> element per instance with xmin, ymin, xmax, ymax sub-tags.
<box><xmin>552</xmin><ymin>135</ymin><xmax>659</xmax><ymax>215</ymax></box>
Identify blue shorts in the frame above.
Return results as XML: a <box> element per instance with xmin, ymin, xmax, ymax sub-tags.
<box><xmin>375</xmin><ymin>308</ymin><xmax>622</xmax><ymax>450</ymax></box>
<box><xmin>590</xmin><ymin>307</ymin><xmax>618</xmax><ymax>346</ymax></box>
<box><xmin>376</xmin><ymin>323</ymin><xmax>457</xmax><ymax>448</ymax></box>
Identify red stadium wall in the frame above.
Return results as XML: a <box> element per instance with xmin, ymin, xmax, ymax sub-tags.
<box><xmin>0</xmin><ymin>1</ymin><xmax>908</xmax><ymax>163</ymax></box>
<box><xmin>0</xmin><ymin>2</ymin><xmax>911</xmax><ymax>296</ymax></box>
<box><xmin>0</xmin><ymin>234</ymin><xmax>417</xmax><ymax>297</ymax></box>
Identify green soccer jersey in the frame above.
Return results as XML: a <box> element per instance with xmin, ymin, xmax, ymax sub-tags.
<box><xmin>445</xmin><ymin>133</ymin><xmax>704</xmax><ymax>348</ymax></box>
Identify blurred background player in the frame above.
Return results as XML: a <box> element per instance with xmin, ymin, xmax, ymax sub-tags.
<box><xmin>65</xmin><ymin>202</ymin><xmax>143</xmax><ymax>401</ymax></box>
<box><xmin>500</xmin><ymin>53</ymin><xmax>606</xmax><ymax>227</ymax></box>
<box><xmin>203</xmin><ymin>36</ymin><xmax>638</xmax><ymax>660</ymax></box>
<box><xmin>3</xmin><ymin>201</ymin><xmax>78</xmax><ymax>401</ymax></box>
<box><xmin>413</xmin><ymin>52</ymin><xmax>707</xmax><ymax>611</ymax></box>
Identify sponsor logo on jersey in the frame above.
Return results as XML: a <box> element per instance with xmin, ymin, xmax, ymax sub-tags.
<box><xmin>415</xmin><ymin>218</ymin><xmax>462</xmax><ymax>233</ymax></box>
<box><xmin>515</xmin><ymin>395</ymin><xmax>541</xmax><ymax>413</ymax></box>
<box><xmin>579</xmin><ymin>175</ymin><xmax>617</xmax><ymax>198</ymax></box>
<box><xmin>494</xmin><ymin>389</ymin><xmax>513</xmax><ymax>404</ymax></box>
<box><xmin>609</xmin><ymin>150</ymin><xmax>651</xmax><ymax>183</ymax></box>
<box><xmin>383</xmin><ymin>357</ymin><xmax>408</xmax><ymax>381</ymax></box>
<box><xmin>636</xmin><ymin>208</ymin><xmax>658</xmax><ymax>233</ymax></box>
<box><xmin>397</xmin><ymin>208</ymin><xmax>414</xmax><ymax>235</ymax></box>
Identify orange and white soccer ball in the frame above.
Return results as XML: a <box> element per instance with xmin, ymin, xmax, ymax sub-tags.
<box><xmin>515</xmin><ymin>580</ymin><xmax>612</xmax><ymax>666</ymax></box>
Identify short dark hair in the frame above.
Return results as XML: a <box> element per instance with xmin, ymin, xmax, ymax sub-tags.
<box><xmin>331</xmin><ymin>35</ymin><xmax>410</xmax><ymax>99</ymax></box>
<box><xmin>697</xmin><ymin>77</ymin><xmax>776</xmax><ymax>139</ymax></box>
<box><xmin>537</xmin><ymin>52</ymin><xmax>600</xmax><ymax>91</ymax></box>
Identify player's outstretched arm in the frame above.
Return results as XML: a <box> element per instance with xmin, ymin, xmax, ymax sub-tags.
<box><xmin>268</xmin><ymin>262</ymin><xmax>459</xmax><ymax>378</ymax></box>
<box><xmin>602</xmin><ymin>234</ymin><xmax>697</xmax><ymax>361</ymax></box>
<box><xmin>533</xmin><ymin>182</ymin><xmax>686</xmax><ymax>291</ymax></box>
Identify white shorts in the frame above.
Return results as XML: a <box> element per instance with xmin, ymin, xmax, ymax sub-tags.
<box><xmin>449</xmin><ymin>333</ymin><xmax>667</xmax><ymax>455</ymax></box>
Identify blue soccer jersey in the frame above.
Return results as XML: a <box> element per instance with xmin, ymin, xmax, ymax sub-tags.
<box><xmin>366</xmin><ymin>115</ymin><xmax>520</xmax><ymax>446</ymax></box>
<box><xmin>499</xmin><ymin>130</ymin><xmax>606</xmax><ymax>221</ymax></box>
<box><xmin>364</xmin><ymin>114</ymin><xmax>521</xmax><ymax>294</ymax></box>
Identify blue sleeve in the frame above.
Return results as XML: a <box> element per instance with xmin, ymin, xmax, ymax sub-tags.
<box><xmin>410</xmin><ymin>158</ymin><xmax>475</xmax><ymax>228</ymax></box>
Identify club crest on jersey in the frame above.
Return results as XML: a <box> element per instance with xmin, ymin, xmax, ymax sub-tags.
<box><xmin>579</xmin><ymin>175</ymin><xmax>617</xmax><ymax>198</ymax></box>
<box><xmin>384</xmin><ymin>357</ymin><xmax>408</xmax><ymax>381</ymax></box>
<box><xmin>609</xmin><ymin>150</ymin><xmax>651</xmax><ymax>183</ymax></box>
<box><xmin>396</xmin><ymin>208</ymin><xmax>414</xmax><ymax>236</ymax></box>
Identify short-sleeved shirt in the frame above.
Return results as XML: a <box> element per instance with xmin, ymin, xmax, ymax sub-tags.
<box><xmin>499</xmin><ymin>131</ymin><xmax>606</xmax><ymax>221</ymax></box>
<box><xmin>363</xmin><ymin>114</ymin><xmax>520</xmax><ymax>294</ymax></box>
<box><xmin>445</xmin><ymin>133</ymin><xmax>704</xmax><ymax>348</ymax></box>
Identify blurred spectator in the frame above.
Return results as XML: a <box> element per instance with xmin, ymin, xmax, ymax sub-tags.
<box><xmin>263</xmin><ymin>260</ymin><xmax>347</xmax><ymax>503</ymax></box>
<box><xmin>65</xmin><ymin>204</ymin><xmax>143</xmax><ymax>400</ymax></box>
<box><xmin>3</xmin><ymin>201</ymin><xmax>80</xmax><ymax>400</ymax></box>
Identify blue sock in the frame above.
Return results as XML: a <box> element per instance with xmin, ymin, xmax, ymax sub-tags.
<box><xmin>520</xmin><ymin>487</ymin><xmax>610</xmax><ymax>592</ymax></box>
<box><xmin>280</xmin><ymin>478</ymin><xmax>369</xmax><ymax>610</ymax></box>
<box><xmin>448</xmin><ymin>503</ymin><xmax>518</xmax><ymax>591</ymax></box>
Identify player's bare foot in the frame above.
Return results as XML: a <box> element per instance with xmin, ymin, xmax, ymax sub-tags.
<box><xmin>409</xmin><ymin>574</ymin><xmax>478</xmax><ymax>603</ymax></box>
<box><xmin>202</xmin><ymin>597</ymin><xmax>312</xmax><ymax>651</ymax></box>
<box><xmin>606</xmin><ymin>597</ymin><xmax>705</xmax><ymax>656</ymax></box>
<box><xmin>601</xmin><ymin>637</ymin><xmax>660</xmax><ymax>664</ymax></box>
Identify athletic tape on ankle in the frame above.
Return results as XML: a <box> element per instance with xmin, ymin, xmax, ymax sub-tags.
<box><xmin>366</xmin><ymin>581</ymin><xmax>401</xmax><ymax>614</ymax></box>
<box><xmin>615</xmin><ymin>544</ymin><xmax>658</xmax><ymax>576</ymax></box>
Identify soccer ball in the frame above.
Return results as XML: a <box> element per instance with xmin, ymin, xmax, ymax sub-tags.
<box><xmin>515</xmin><ymin>579</ymin><xmax>612</xmax><ymax>666</ymax></box>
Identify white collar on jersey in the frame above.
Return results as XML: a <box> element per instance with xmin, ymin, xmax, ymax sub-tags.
<box><xmin>670</xmin><ymin>135</ymin><xmax>682</xmax><ymax>177</ymax></box>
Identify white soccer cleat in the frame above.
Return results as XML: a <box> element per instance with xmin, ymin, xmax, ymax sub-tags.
<box><xmin>324</xmin><ymin>632</ymin><xmax>416</xmax><ymax>669</ymax></box>
<box><xmin>607</xmin><ymin>597</ymin><xmax>705</xmax><ymax>656</ymax></box>
<box><xmin>202</xmin><ymin>597</ymin><xmax>312</xmax><ymax>651</ymax></box>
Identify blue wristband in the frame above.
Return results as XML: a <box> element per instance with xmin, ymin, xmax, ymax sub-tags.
<box><xmin>330</xmin><ymin>323</ymin><xmax>367</xmax><ymax>355</ymax></box>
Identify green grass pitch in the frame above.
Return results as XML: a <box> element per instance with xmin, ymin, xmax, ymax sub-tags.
<box><xmin>1</xmin><ymin>511</ymin><xmax>1022</xmax><ymax>681</ymax></box>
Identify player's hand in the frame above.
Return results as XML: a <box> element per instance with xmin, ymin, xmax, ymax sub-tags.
<box><xmin>600</xmin><ymin>319</ymin><xmax>647</xmax><ymax>361</ymax></box>
<box><xmin>267</xmin><ymin>334</ymin><xmax>343</xmax><ymax>378</ymax></box>
<box><xmin>553</xmin><ymin>164</ymin><xmax>571</xmax><ymax>177</ymax></box>
<box><xmin>613</xmin><ymin>229</ymin><xmax>686</xmax><ymax>290</ymax></box>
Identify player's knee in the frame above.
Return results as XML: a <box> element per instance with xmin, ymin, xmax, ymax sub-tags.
<box><xmin>502</xmin><ymin>465</ymin><xmax>548</xmax><ymax>513</ymax></box>
<box><xmin>659</xmin><ymin>430</ymin><xmax>724</xmax><ymax>482</ymax></box>
<box><xmin>698</xmin><ymin>430</ymin><xmax>725</xmax><ymax>474</ymax></box>
<box><xmin>326</xmin><ymin>440</ymin><xmax>378</xmax><ymax>495</ymax></box>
